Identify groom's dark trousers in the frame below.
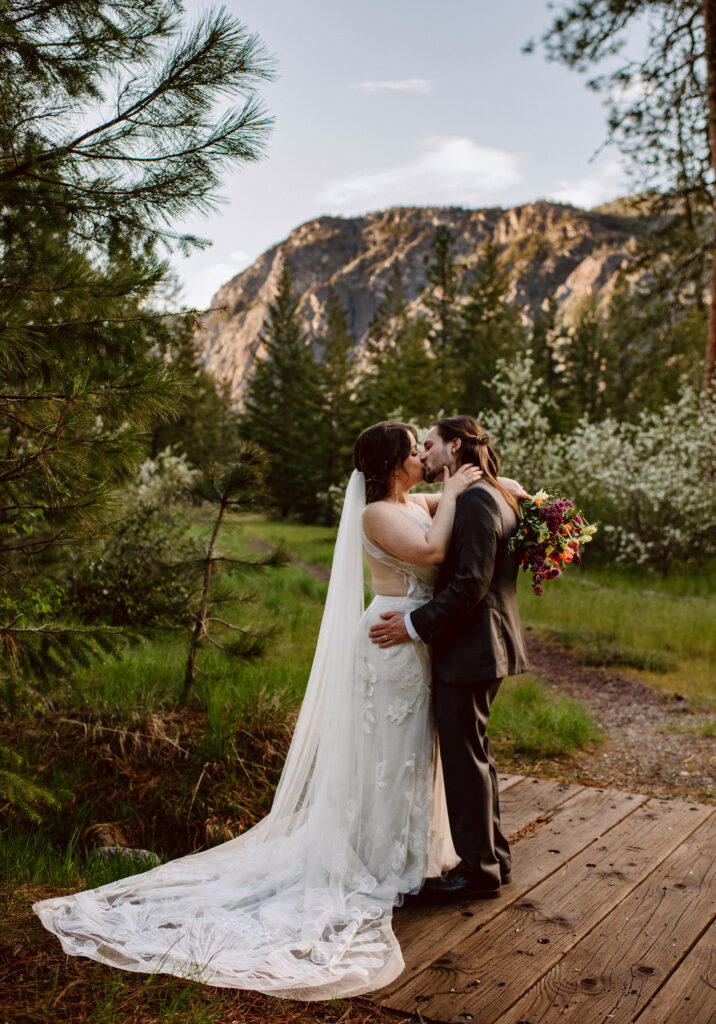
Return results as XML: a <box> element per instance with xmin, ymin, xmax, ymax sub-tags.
<box><xmin>410</xmin><ymin>482</ymin><xmax>528</xmax><ymax>887</ymax></box>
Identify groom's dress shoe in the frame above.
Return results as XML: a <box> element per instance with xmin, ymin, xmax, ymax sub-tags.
<box><xmin>421</xmin><ymin>868</ymin><xmax>501</xmax><ymax>903</ymax></box>
<box><xmin>445</xmin><ymin>860</ymin><xmax>512</xmax><ymax>886</ymax></box>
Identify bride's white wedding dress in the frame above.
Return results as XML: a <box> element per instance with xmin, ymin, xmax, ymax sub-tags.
<box><xmin>33</xmin><ymin>471</ymin><xmax>457</xmax><ymax>1000</ymax></box>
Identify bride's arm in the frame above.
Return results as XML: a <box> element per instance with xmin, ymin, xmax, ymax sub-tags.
<box><xmin>363</xmin><ymin>465</ymin><xmax>481</xmax><ymax>565</ymax></box>
<box><xmin>498</xmin><ymin>475</ymin><xmax>530</xmax><ymax>499</ymax></box>
<box><xmin>415</xmin><ymin>474</ymin><xmax>527</xmax><ymax>516</ymax></box>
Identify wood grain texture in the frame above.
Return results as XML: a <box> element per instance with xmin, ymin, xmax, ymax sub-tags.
<box><xmin>493</xmin><ymin>808</ymin><xmax>716</xmax><ymax>1023</ymax></box>
<box><xmin>379</xmin><ymin>785</ymin><xmax>647</xmax><ymax>1003</ymax></box>
<box><xmin>380</xmin><ymin>797</ymin><xmax>712</xmax><ymax>1023</ymax></box>
<box><xmin>633</xmin><ymin>918</ymin><xmax>716</xmax><ymax>1024</ymax></box>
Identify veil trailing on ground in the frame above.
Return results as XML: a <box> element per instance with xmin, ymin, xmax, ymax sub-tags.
<box><xmin>34</xmin><ymin>469</ymin><xmax>434</xmax><ymax>999</ymax></box>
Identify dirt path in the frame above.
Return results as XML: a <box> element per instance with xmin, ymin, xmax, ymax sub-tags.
<box><xmin>524</xmin><ymin>634</ymin><xmax>715</xmax><ymax>803</ymax></box>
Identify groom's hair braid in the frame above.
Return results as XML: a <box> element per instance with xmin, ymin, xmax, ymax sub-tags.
<box><xmin>432</xmin><ymin>416</ymin><xmax>520</xmax><ymax>515</ymax></box>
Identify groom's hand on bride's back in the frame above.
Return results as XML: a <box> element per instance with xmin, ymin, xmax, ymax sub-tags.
<box><xmin>369</xmin><ymin>612</ymin><xmax>410</xmax><ymax>648</ymax></box>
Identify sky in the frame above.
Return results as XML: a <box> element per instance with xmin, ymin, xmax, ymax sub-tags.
<box><xmin>173</xmin><ymin>0</ymin><xmax>634</xmax><ymax>309</ymax></box>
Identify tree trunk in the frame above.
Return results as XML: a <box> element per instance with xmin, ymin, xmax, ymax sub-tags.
<box><xmin>181</xmin><ymin>497</ymin><xmax>226</xmax><ymax>701</ymax></box>
<box><xmin>703</xmin><ymin>0</ymin><xmax>716</xmax><ymax>397</ymax></box>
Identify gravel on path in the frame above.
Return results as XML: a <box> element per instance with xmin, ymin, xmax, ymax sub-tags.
<box><xmin>524</xmin><ymin>634</ymin><xmax>715</xmax><ymax>803</ymax></box>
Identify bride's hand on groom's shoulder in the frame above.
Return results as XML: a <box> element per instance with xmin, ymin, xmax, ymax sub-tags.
<box><xmin>499</xmin><ymin>476</ymin><xmax>530</xmax><ymax>500</ymax></box>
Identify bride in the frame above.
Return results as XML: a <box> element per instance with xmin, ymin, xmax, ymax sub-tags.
<box><xmin>33</xmin><ymin>421</ymin><xmax>490</xmax><ymax>1000</ymax></box>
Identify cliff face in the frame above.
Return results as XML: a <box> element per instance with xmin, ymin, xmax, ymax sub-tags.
<box><xmin>197</xmin><ymin>201</ymin><xmax>641</xmax><ymax>401</ymax></box>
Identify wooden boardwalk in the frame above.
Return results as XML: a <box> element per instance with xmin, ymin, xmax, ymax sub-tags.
<box><xmin>371</xmin><ymin>774</ymin><xmax>715</xmax><ymax>1024</ymax></box>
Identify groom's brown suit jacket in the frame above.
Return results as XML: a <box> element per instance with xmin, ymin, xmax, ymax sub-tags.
<box><xmin>410</xmin><ymin>481</ymin><xmax>528</xmax><ymax>685</ymax></box>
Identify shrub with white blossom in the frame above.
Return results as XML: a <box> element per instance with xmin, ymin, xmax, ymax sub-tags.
<box><xmin>476</xmin><ymin>351</ymin><xmax>558</xmax><ymax>491</ymax></box>
<box><xmin>557</xmin><ymin>388</ymin><xmax>716</xmax><ymax>569</ymax></box>
<box><xmin>132</xmin><ymin>446</ymin><xmax>200</xmax><ymax>509</ymax></box>
<box><xmin>475</xmin><ymin>354</ymin><xmax>716</xmax><ymax>571</ymax></box>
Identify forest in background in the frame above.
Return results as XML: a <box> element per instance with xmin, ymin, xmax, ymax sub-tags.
<box><xmin>0</xmin><ymin>0</ymin><xmax>715</xmax><ymax>900</ymax></box>
<box><xmin>1</xmin><ymin>3</ymin><xmax>715</xmax><ymax>1020</ymax></box>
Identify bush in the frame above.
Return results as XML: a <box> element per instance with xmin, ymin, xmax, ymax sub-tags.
<box><xmin>72</xmin><ymin>506</ymin><xmax>201</xmax><ymax>626</ymax></box>
<box><xmin>477</xmin><ymin>350</ymin><xmax>559</xmax><ymax>490</ymax></box>
<box><xmin>478</xmin><ymin>355</ymin><xmax>716</xmax><ymax>571</ymax></box>
<box><xmin>559</xmin><ymin>388</ymin><xmax>716</xmax><ymax>570</ymax></box>
<box><xmin>72</xmin><ymin>449</ymin><xmax>202</xmax><ymax>627</ymax></box>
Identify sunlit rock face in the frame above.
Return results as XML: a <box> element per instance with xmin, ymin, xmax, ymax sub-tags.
<box><xmin>197</xmin><ymin>201</ymin><xmax>640</xmax><ymax>403</ymax></box>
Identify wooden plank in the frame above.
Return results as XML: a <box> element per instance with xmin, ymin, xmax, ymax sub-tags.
<box><xmin>634</xmin><ymin>918</ymin><xmax>716</xmax><ymax>1024</ymax></box>
<box><xmin>381</xmin><ymin>785</ymin><xmax>647</xmax><ymax>1002</ymax></box>
<box><xmin>499</xmin><ymin>776</ymin><xmax>584</xmax><ymax>837</ymax></box>
<box><xmin>381</xmin><ymin>797</ymin><xmax>711</xmax><ymax>1023</ymax></box>
<box><xmin>493</xmin><ymin>808</ymin><xmax>716</xmax><ymax>1023</ymax></box>
<box><xmin>497</xmin><ymin>773</ymin><xmax>525</xmax><ymax>792</ymax></box>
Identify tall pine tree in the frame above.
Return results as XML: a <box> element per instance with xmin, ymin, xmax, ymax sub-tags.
<box><xmin>423</xmin><ymin>225</ymin><xmax>462</xmax><ymax>409</ymax></box>
<box><xmin>530</xmin><ymin>0</ymin><xmax>715</xmax><ymax>396</ymax></box>
<box><xmin>150</xmin><ymin>319</ymin><xmax>244</xmax><ymax>470</ymax></box>
<box><xmin>0</xmin><ymin>1</ymin><xmax>275</xmax><ymax>680</ymax></box>
<box><xmin>0</xmin><ymin>0</ymin><xmax>275</xmax><ymax>817</ymax></box>
<box><xmin>241</xmin><ymin>266</ymin><xmax>325</xmax><ymax>520</ymax></box>
<box><xmin>557</xmin><ymin>298</ymin><xmax>609</xmax><ymax>427</ymax></box>
<box><xmin>455</xmin><ymin>240</ymin><xmax>525</xmax><ymax>413</ymax></box>
<box><xmin>317</xmin><ymin>288</ymin><xmax>357</xmax><ymax>513</ymax></box>
<box><xmin>357</xmin><ymin>263</ymin><xmax>434</xmax><ymax>425</ymax></box>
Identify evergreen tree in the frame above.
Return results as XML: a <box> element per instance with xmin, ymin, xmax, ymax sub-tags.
<box><xmin>529</xmin><ymin>0</ymin><xmax>715</xmax><ymax>395</ymax></box>
<box><xmin>357</xmin><ymin>263</ymin><xmax>434</xmax><ymax>425</ymax></box>
<box><xmin>150</xmin><ymin>319</ymin><xmax>244</xmax><ymax>470</ymax></box>
<box><xmin>558</xmin><ymin>299</ymin><xmax>610</xmax><ymax>427</ymax></box>
<box><xmin>317</xmin><ymin>289</ymin><xmax>357</xmax><ymax>513</ymax></box>
<box><xmin>455</xmin><ymin>240</ymin><xmax>525</xmax><ymax>413</ymax></box>
<box><xmin>423</xmin><ymin>225</ymin><xmax>461</xmax><ymax>408</ymax></box>
<box><xmin>241</xmin><ymin>266</ymin><xmax>325</xmax><ymax>520</ymax></box>
<box><xmin>601</xmin><ymin>272</ymin><xmax>706</xmax><ymax>418</ymax></box>
<box><xmin>0</xmin><ymin>0</ymin><xmax>274</xmax><ymax>812</ymax></box>
<box><xmin>529</xmin><ymin>295</ymin><xmax>567</xmax><ymax>431</ymax></box>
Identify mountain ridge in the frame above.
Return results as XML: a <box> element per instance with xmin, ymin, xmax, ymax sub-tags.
<box><xmin>196</xmin><ymin>200</ymin><xmax>643</xmax><ymax>401</ymax></box>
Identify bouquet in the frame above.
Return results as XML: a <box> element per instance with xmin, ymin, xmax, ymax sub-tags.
<box><xmin>509</xmin><ymin>490</ymin><xmax>597</xmax><ymax>595</ymax></box>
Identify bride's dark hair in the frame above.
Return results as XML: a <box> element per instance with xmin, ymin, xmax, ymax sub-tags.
<box><xmin>354</xmin><ymin>421</ymin><xmax>416</xmax><ymax>504</ymax></box>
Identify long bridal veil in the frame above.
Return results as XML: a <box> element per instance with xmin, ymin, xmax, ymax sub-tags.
<box><xmin>33</xmin><ymin>470</ymin><xmax>454</xmax><ymax>999</ymax></box>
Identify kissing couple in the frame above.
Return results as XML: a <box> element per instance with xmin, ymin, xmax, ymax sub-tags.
<box><xmin>34</xmin><ymin>416</ymin><xmax>529</xmax><ymax>1001</ymax></box>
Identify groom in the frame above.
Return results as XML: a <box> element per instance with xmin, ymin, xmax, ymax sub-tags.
<box><xmin>369</xmin><ymin>416</ymin><xmax>528</xmax><ymax>901</ymax></box>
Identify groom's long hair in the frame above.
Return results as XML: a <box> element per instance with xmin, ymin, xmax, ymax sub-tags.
<box><xmin>433</xmin><ymin>416</ymin><xmax>520</xmax><ymax>516</ymax></box>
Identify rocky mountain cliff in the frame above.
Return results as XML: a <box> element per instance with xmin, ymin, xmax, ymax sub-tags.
<box><xmin>197</xmin><ymin>201</ymin><xmax>642</xmax><ymax>402</ymax></box>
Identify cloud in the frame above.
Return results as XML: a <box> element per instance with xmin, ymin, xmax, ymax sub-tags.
<box><xmin>355</xmin><ymin>78</ymin><xmax>432</xmax><ymax>95</ymax></box>
<box><xmin>318</xmin><ymin>136</ymin><xmax>522</xmax><ymax>213</ymax></box>
<box><xmin>548</xmin><ymin>158</ymin><xmax>628</xmax><ymax>210</ymax></box>
<box><xmin>177</xmin><ymin>250</ymin><xmax>252</xmax><ymax>310</ymax></box>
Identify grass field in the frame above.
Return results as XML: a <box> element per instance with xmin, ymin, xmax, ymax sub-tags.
<box><xmin>3</xmin><ymin>514</ymin><xmax>714</xmax><ymax>1024</ymax></box>
<box><xmin>516</xmin><ymin>562</ymin><xmax>716</xmax><ymax>709</ymax></box>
